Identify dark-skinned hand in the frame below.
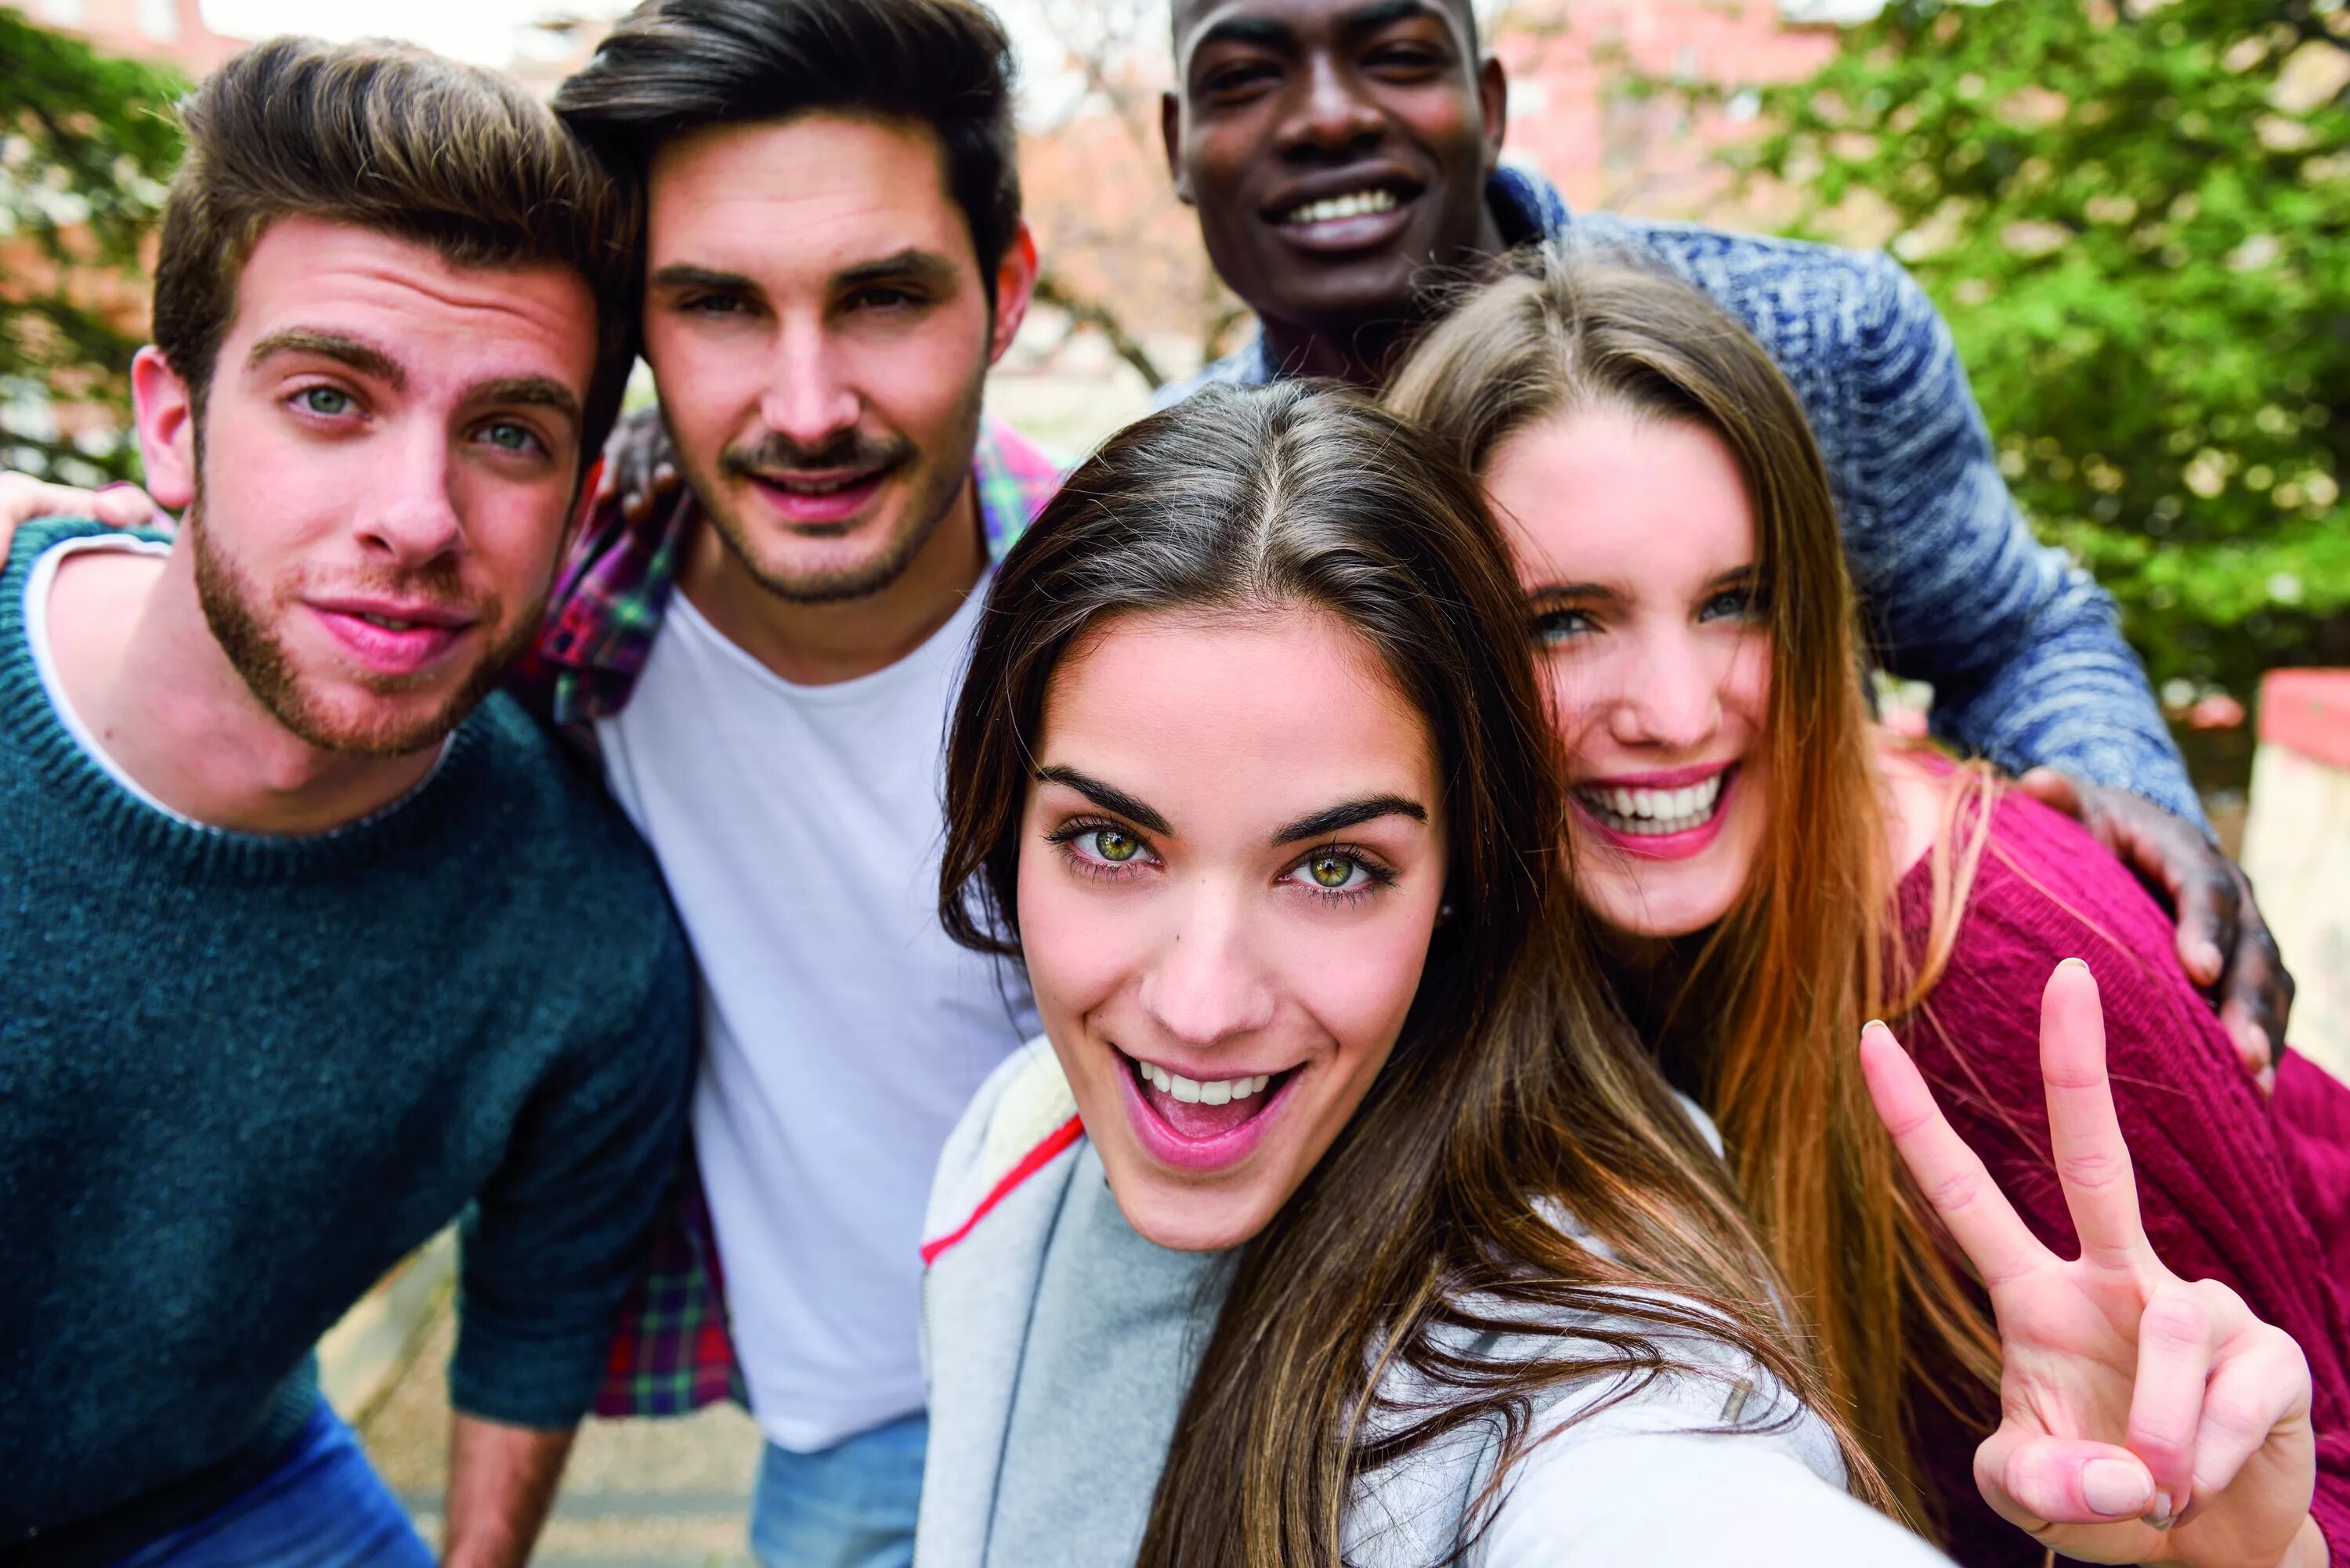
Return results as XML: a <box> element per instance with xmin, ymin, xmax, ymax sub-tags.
<box><xmin>2019</xmin><ymin>769</ymin><xmax>2294</xmax><ymax>1096</ymax></box>
<box><xmin>594</xmin><ymin>404</ymin><xmax>682</xmax><ymax>526</ymax></box>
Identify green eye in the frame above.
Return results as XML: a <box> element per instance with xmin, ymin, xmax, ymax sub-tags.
<box><xmin>1093</xmin><ymin>828</ymin><xmax>1141</xmax><ymax>863</ymax></box>
<box><xmin>298</xmin><ymin>387</ymin><xmax>352</xmax><ymax>416</ymax></box>
<box><xmin>1308</xmin><ymin>854</ymin><xmax>1354</xmax><ymax>888</ymax></box>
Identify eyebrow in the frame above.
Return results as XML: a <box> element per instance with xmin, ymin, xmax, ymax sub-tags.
<box><xmin>649</xmin><ymin>263</ymin><xmax>760</xmax><ymax>295</ymax></box>
<box><xmin>835</xmin><ymin>250</ymin><xmax>963</xmax><ymax>292</ymax></box>
<box><xmin>247</xmin><ymin>329</ymin><xmax>405</xmax><ymax>390</ymax></box>
<box><xmin>1272</xmin><ymin>794</ymin><xmax>1428</xmax><ymax>847</ymax></box>
<box><xmin>1339</xmin><ymin>0</ymin><xmax>1450</xmax><ymax>39</ymax></box>
<box><xmin>465</xmin><ymin>377</ymin><xmax>582</xmax><ymax>432</ymax></box>
<box><xmin>1528</xmin><ymin>565</ymin><xmax>1755</xmax><ymax>600</ymax></box>
<box><xmin>1034</xmin><ymin>765</ymin><xmax>1173</xmax><ymax>836</ymax></box>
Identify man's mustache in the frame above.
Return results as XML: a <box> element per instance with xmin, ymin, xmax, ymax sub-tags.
<box><xmin>718</xmin><ymin>431</ymin><xmax>916</xmax><ymax>479</ymax></box>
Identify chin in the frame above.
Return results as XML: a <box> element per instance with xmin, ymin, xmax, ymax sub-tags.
<box><xmin>1112</xmin><ymin>1178</ymin><xmax>1267</xmax><ymax>1254</ymax></box>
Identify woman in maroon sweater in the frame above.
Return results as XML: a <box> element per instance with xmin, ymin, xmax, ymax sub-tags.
<box><xmin>1389</xmin><ymin>255</ymin><xmax>2347</xmax><ymax>1566</ymax></box>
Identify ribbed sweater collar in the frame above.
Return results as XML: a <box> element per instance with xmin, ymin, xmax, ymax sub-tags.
<box><xmin>0</xmin><ymin>518</ymin><xmax>490</xmax><ymax>881</ymax></box>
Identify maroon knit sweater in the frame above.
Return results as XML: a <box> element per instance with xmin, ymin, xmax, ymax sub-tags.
<box><xmin>1895</xmin><ymin>790</ymin><xmax>2350</xmax><ymax>1566</ymax></box>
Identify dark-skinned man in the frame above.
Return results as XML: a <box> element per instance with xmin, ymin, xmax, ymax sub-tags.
<box><xmin>1151</xmin><ymin>0</ymin><xmax>2295</xmax><ymax>1074</ymax></box>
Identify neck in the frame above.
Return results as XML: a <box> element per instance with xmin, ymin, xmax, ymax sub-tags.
<box><xmin>45</xmin><ymin>540</ymin><xmax>443</xmax><ymax>836</ymax></box>
<box><xmin>1256</xmin><ymin>193</ymin><xmax>1511</xmax><ymax>389</ymax></box>
<box><xmin>679</xmin><ymin>476</ymin><xmax>987</xmax><ymax>686</ymax></box>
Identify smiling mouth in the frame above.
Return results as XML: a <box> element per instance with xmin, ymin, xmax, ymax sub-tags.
<box><xmin>1278</xmin><ymin>186</ymin><xmax>1405</xmax><ymax>226</ymax></box>
<box><xmin>1573</xmin><ymin>769</ymin><xmax>1731</xmax><ymax>836</ymax></box>
<box><xmin>1123</xmin><ymin>1050</ymin><xmax>1292</xmax><ymax>1140</ymax></box>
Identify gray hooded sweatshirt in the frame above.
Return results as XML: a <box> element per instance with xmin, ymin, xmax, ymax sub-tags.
<box><xmin>916</xmin><ymin>1041</ymin><xmax>1954</xmax><ymax>1568</ymax></box>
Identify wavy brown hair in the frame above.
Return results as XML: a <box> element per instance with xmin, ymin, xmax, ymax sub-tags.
<box><xmin>1387</xmin><ymin>252</ymin><xmax>2002</xmax><ymax>1533</ymax></box>
<box><xmin>938</xmin><ymin>381</ymin><xmax>1890</xmax><ymax>1566</ymax></box>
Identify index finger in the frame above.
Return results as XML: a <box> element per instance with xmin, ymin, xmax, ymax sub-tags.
<box><xmin>1860</xmin><ymin>1020</ymin><xmax>2049</xmax><ymax>1288</ymax></box>
<box><xmin>2039</xmin><ymin>959</ymin><xmax>2147</xmax><ymax>1270</ymax></box>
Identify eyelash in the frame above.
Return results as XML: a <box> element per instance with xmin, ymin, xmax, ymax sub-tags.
<box><xmin>1042</xmin><ymin>817</ymin><xmax>1399</xmax><ymax>907</ymax></box>
<box><xmin>1529</xmin><ymin>586</ymin><xmax>1762</xmax><ymax>645</ymax></box>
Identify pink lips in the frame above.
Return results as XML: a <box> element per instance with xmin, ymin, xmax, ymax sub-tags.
<box><xmin>1115</xmin><ymin>1053</ymin><xmax>1295</xmax><ymax>1174</ymax></box>
<box><xmin>309</xmin><ymin>601</ymin><xmax>473</xmax><ymax>677</ymax></box>
<box><xmin>1571</xmin><ymin>764</ymin><xmax>1737</xmax><ymax>862</ymax></box>
<box><xmin>747</xmin><ymin>470</ymin><xmax>888</xmax><ymax>527</ymax></box>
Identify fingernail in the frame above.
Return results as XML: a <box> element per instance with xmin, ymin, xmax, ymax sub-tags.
<box><xmin>2146</xmin><ymin>1490</ymin><xmax>2177</xmax><ymax>1530</ymax></box>
<box><xmin>2059</xmin><ymin>956</ymin><xmax>2089</xmax><ymax>973</ymax></box>
<box><xmin>2196</xmin><ymin>944</ymin><xmax>2224</xmax><ymax>978</ymax></box>
<box><xmin>2081</xmin><ymin>1459</ymin><xmax>2152</xmax><ymax>1517</ymax></box>
<box><xmin>2258</xmin><ymin>1067</ymin><xmax>2278</xmax><ymax>1097</ymax></box>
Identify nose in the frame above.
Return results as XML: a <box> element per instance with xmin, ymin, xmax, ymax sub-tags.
<box><xmin>1609</xmin><ymin>626</ymin><xmax>1723</xmax><ymax>753</ymax></box>
<box><xmin>1136</xmin><ymin>880</ymin><xmax>1278</xmax><ymax>1053</ymax></box>
<box><xmin>757</xmin><ymin>315</ymin><xmax>862</xmax><ymax>453</ymax></box>
<box><xmin>1279</xmin><ymin>52</ymin><xmax>1385</xmax><ymax>161</ymax></box>
<box><xmin>355</xmin><ymin>423</ymin><xmax>461</xmax><ymax>569</ymax></box>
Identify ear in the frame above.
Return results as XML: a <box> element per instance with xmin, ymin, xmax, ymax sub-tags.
<box><xmin>131</xmin><ymin>345</ymin><xmax>198</xmax><ymax>511</ymax></box>
<box><xmin>1162</xmin><ymin>91</ymin><xmax>1194</xmax><ymax>205</ymax></box>
<box><xmin>1479</xmin><ymin>56</ymin><xmax>1509</xmax><ymax>162</ymax></box>
<box><xmin>987</xmin><ymin>222</ymin><xmax>1040</xmax><ymax>367</ymax></box>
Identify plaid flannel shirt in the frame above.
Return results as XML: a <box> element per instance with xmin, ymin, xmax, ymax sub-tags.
<box><xmin>508</xmin><ymin>416</ymin><xmax>1061</xmax><ymax>1416</ymax></box>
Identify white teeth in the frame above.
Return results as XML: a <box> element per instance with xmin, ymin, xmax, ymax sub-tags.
<box><xmin>1285</xmin><ymin>188</ymin><xmax>1400</xmax><ymax>225</ymax></box>
<box><xmin>1576</xmin><ymin>774</ymin><xmax>1727</xmax><ymax>836</ymax></box>
<box><xmin>1133</xmin><ymin>1058</ymin><xmax>1278</xmax><ymax>1104</ymax></box>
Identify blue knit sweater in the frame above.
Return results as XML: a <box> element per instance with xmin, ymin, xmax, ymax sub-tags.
<box><xmin>1160</xmin><ymin>168</ymin><xmax>2200</xmax><ymax>826</ymax></box>
<box><xmin>0</xmin><ymin>520</ymin><xmax>696</xmax><ymax>1563</ymax></box>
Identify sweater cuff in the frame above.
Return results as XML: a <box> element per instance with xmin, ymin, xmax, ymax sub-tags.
<box><xmin>446</xmin><ymin>1314</ymin><xmax>605</xmax><ymax>1430</ymax></box>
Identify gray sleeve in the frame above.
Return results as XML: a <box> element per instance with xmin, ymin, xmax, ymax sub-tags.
<box><xmin>1830</xmin><ymin>253</ymin><xmax>2202</xmax><ymax>828</ymax></box>
<box><xmin>1481</xmin><ymin>1427</ymin><xmax>1954</xmax><ymax>1567</ymax></box>
<box><xmin>447</xmin><ymin>920</ymin><xmax>696</xmax><ymax>1428</ymax></box>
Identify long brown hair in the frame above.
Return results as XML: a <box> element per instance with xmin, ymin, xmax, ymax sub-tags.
<box><xmin>938</xmin><ymin>381</ymin><xmax>1890</xmax><ymax>1567</ymax></box>
<box><xmin>1388</xmin><ymin>253</ymin><xmax>2003</xmax><ymax>1531</ymax></box>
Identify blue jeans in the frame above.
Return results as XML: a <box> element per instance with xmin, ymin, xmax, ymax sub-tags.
<box><xmin>115</xmin><ymin>1399</ymin><xmax>432</xmax><ymax>1568</ymax></box>
<box><xmin>750</xmin><ymin>1411</ymin><xmax>927</xmax><ymax>1568</ymax></box>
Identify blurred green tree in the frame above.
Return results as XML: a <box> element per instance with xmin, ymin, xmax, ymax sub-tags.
<box><xmin>1725</xmin><ymin>0</ymin><xmax>2350</xmax><ymax>694</ymax></box>
<box><xmin>0</xmin><ymin>9</ymin><xmax>183</xmax><ymax>483</ymax></box>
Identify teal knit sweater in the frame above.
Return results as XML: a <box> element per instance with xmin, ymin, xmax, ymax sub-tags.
<box><xmin>0</xmin><ymin>520</ymin><xmax>696</xmax><ymax>1563</ymax></box>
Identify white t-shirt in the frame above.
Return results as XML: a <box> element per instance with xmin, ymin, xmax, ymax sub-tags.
<box><xmin>596</xmin><ymin>580</ymin><xmax>1036</xmax><ymax>1452</ymax></box>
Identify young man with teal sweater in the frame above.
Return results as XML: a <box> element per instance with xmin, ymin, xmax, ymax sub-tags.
<box><xmin>0</xmin><ymin>39</ymin><xmax>692</xmax><ymax>1568</ymax></box>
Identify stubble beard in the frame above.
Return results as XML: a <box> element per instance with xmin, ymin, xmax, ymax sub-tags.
<box><xmin>188</xmin><ymin>499</ymin><xmax>543</xmax><ymax>759</ymax></box>
<box><xmin>689</xmin><ymin>381</ymin><xmax>985</xmax><ymax>608</ymax></box>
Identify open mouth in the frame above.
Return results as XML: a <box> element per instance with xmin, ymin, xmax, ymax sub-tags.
<box><xmin>1266</xmin><ymin>179</ymin><xmax>1423</xmax><ymax>253</ymax></box>
<box><xmin>1121</xmin><ymin>1049</ymin><xmax>1296</xmax><ymax>1144</ymax></box>
<box><xmin>1573</xmin><ymin>768</ymin><xmax>1731</xmax><ymax>837</ymax></box>
<box><xmin>1278</xmin><ymin>186</ymin><xmax>1404</xmax><ymax>226</ymax></box>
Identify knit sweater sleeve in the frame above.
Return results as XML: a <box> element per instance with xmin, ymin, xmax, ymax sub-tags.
<box><xmin>1897</xmin><ymin>793</ymin><xmax>2350</xmax><ymax>1563</ymax></box>
<box><xmin>449</xmin><ymin>918</ymin><xmax>697</xmax><ymax>1428</ymax></box>
<box><xmin>1831</xmin><ymin>255</ymin><xmax>2200</xmax><ymax>828</ymax></box>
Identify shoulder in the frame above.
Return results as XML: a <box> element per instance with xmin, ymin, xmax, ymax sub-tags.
<box><xmin>1563</xmin><ymin>216</ymin><xmax>1925</xmax><ymax>352</ymax></box>
<box><xmin>921</xmin><ymin>1037</ymin><xmax>1084</xmax><ymax>1265</ymax></box>
<box><xmin>974</xmin><ymin>417</ymin><xmax>1063</xmax><ymax>553</ymax></box>
<box><xmin>446</xmin><ymin>695</ymin><xmax>687</xmax><ymax>1010</ymax></box>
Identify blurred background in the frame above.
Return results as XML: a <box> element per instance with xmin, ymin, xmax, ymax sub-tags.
<box><xmin>6</xmin><ymin>0</ymin><xmax>2347</xmax><ymax>1560</ymax></box>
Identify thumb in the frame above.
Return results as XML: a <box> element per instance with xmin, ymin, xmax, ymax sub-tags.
<box><xmin>1979</xmin><ymin>1429</ymin><xmax>2164</xmax><ymax>1529</ymax></box>
<box><xmin>93</xmin><ymin>484</ymin><xmax>164</xmax><ymax>529</ymax></box>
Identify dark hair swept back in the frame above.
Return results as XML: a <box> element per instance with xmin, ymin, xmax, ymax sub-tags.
<box><xmin>938</xmin><ymin>381</ymin><xmax>1888</xmax><ymax>1566</ymax></box>
<box><xmin>153</xmin><ymin>35</ymin><xmax>640</xmax><ymax>476</ymax></box>
<box><xmin>553</xmin><ymin>0</ymin><xmax>1022</xmax><ymax>298</ymax></box>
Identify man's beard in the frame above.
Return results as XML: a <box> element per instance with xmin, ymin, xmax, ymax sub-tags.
<box><xmin>691</xmin><ymin>382</ymin><xmax>984</xmax><ymax>606</ymax></box>
<box><xmin>189</xmin><ymin>500</ymin><xmax>540</xmax><ymax>759</ymax></box>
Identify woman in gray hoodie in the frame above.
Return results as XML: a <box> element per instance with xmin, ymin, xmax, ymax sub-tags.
<box><xmin>914</xmin><ymin>381</ymin><xmax>1943</xmax><ymax>1568</ymax></box>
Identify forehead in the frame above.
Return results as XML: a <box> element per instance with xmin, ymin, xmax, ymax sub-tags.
<box><xmin>225</xmin><ymin>215</ymin><xmax>597</xmax><ymax>395</ymax></box>
<box><xmin>1488</xmin><ymin>411</ymin><xmax>1755</xmax><ymax>582</ymax></box>
<box><xmin>645</xmin><ymin>112</ymin><xmax>971</xmax><ymax>278</ymax></box>
<box><xmin>1040</xmin><ymin>606</ymin><xmax>1436</xmax><ymax>836</ymax></box>
<box><xmin>1174</xmin><ymin>0</ymin><xmax>1474</xmax><ymax>55</ymax></box>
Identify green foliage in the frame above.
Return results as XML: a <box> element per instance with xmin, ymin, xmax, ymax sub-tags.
<box><xmin>1733</xmin><ymin>0</ymin><xmax>2350</xmax><ymax>693</ymax></box>
<box><xmin>0</xmin><ymin>8</ymin><xmax>184</xmax><ymax>483</ymax></box>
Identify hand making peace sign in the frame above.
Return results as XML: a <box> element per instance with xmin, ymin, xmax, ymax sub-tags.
<box><xmin>1861</xmin><ymin>958</ymin><xmax>2324</xmax><ymax>1568</ymax></box>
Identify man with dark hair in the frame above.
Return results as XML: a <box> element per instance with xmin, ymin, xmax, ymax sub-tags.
<box><xmin>518</xmin><ymin>3</ymin><xmax>1053</xmax><ymax>1563</ymax></box>
<box><xmin>0</xmin><ymin>38</ymin><xmax>690</xmax><ymax>1568</ymax></box>
<box><xmin>1152</xmin><ymin>0</ymin><xmax>2294</xmax><ymax>1066</ymax></box>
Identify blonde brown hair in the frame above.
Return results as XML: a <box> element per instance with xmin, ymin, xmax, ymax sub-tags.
<box><xmin>1388</xmin><ymin>252</ymin><xmax>2002</xmax><ymax>1532</ymax></box>
<box><xmin>152</xmin><ymin>36</ymin><xmax>640</xmax><ymax>477</ymax></box>
<box><xmin>940</xmin><ymin>381</ymin><xmax>1889</xmax><ymax>1566</ymax></box>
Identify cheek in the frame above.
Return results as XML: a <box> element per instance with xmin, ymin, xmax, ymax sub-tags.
<box><xmin>1276</xmin><ymin>901</ymin><xmax>1437</xmax><ymax>1067</ymax></box>
<box><xmin>1014</xmin><ymin>847</ymin><xmax>1133</xmax><ymax>1024</ymax></box>
<box><xmin>1724</xmin><ymin>632</ymin><xmax>1773</xmax><ymax>740</ymax></box>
